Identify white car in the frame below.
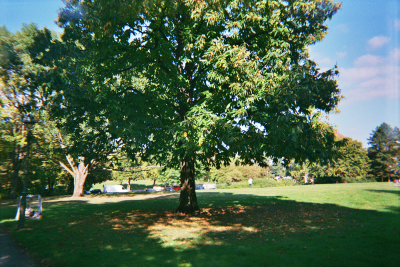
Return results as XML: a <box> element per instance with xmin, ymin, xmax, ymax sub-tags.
<box><xmin>103</xmin><ymin>185</ymin><xmax>128</xmax><ymax>193</ymax></box>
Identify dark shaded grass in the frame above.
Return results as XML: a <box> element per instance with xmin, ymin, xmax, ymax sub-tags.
<box><xmin>0</xmin><ymin>185</ymin><xmax>399</xmax><ymax>267</ymax></box>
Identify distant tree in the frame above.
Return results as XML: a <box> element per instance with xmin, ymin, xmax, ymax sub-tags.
<box><xmin>0</xmin><ymin>24</ymin><xmax>114</xmax><ymax>198</ymax></box>
<box><xmin>0</xmin><ymin>24</ymin><xmax>44</xmax><ymax>198</ymax></box>
<box><xmin>270</xmin><ymin>159</ymin><xmax>288</xmax><ymax>178</ymax></box>
<box><xmin>207</xmin><ymin>158</ymin><xmax>272</xmax><ymax>184</ymax></box>
<box><xmin>84</xmin><ymin>168</ymin><xmax>112</xmax><ymax>191</ymax></box>
<box><xmin>368</xmin><ymin>123</ymin><xmax>399</xmax><ymax>182</ymax></box>
<box><xmin>47</xmin><ymin>126</ymin><xmax>117</xmax><ymax>197</ymax></box>
<box><xmin>310</xmin><ymin>137</ymin><xmax>369</xmax><ymax>183</ymax></box>
<box><xmin>393</xmin><ymin>127</ymin><xmax>400</xmax><ymax>180</ymax></box>
<box><xmin>288</xmin><ymin>160</ymin><xmax>313</xmax><ymax>183</ymax></box>
<box><xmin>331</xmin><ymin>138</ymin><xmax>369</xmax><ymax>182</ymax></box>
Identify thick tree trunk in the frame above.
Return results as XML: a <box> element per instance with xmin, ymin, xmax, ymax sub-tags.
<box><xmin>72</xmin><ymin>160</ymin><xmax>89</xmax><ymax>197</ymax></box>
<box><xmin>59</xmin><ymin>156</ymin><xmax>90</xmax><ymax>197</ymax></box>
<box><xmin>72</xmin><ymin>174</ymin><xmax>86</xmax><ymax>197</ymax></box>
<box><xmin>176</xmin><ymin>159</ymin><xmax>199</xmax><ymax>214</ymax></box>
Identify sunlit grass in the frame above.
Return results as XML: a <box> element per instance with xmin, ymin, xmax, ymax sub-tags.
<box><xmin>0</xmin><ymin>182</ymin><xmax>399</xmax><ymax>267</ymax></box>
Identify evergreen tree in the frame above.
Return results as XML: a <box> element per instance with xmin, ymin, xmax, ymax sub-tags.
<box><xmin>368</xmin><ymin>123</ymin><xmax>399</xmax><ymax>182</ymax></box>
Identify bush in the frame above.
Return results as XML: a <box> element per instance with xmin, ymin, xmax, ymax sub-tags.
<box><xmin>315</xmin><ymin>176</ymin><xmax>372</xmax><ymax>184</ymax></box>
<box><xmin>218</xmin><ymin>178</ymin><xmax>296</xmax><ymax>189</ymax></box>
<box><xmin>341</xmin><ymin>176</ymin><xmax>357</xmax><ymax>183</ymax></box>
<box><xmin>0</xmin><ymin>189</ymin><xmax>8</xmax><ymax>200</ymax></box>
<box><xmin>315</xmin><ymin>176</ymin><xmax>338</xmax><ymax>184</ymax></box>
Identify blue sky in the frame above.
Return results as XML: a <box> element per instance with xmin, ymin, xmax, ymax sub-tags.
<box><xmin>1</xmin><ymin>0</ymin><xmax>399</xmax><ymax>148</ymax></box>
<box><xmin>309</xmin><ymin>0</ymin><xmax>400</xmax><ymax>148</ymax></box>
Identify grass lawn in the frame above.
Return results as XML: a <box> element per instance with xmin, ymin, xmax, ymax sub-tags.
<box><xmin>0</xmin><ymin>183</ymin><xmax>399</xmax><ymax>267</ymax></box>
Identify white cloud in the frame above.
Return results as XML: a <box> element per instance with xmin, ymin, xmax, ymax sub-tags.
<box><xmin>389</xmin><ymin>48</ymin><xmax>400</xmax><ymax>61</ymax></box>
<box><xmin>337</xmin><ymin>49</ymin><xmax>400</xmax><ymax>106</ymax></box>
<box><xmin>395</xmin><ymin>19</ymin><xmax>400</xmax><ymax>31</ymax></box>
<box><xmin>367</xmin><ymin>36</ymin><xmax>390</xmax><ymax>49</ymax></box>
<box><xmin>353</xmin><ymin>54</ymin><xmax>384</xmax><ymax>67</ymax></box>
<box><xmin>333</xmin><ymin>23</ymin><xmax>350</xmax><ymax>33</ymax></box>
<box><xmin>336</xmin><ymin>52</ymin><xmax>347</xmax><ymax>59</ymax></box>
<box><xmin>307</xmin><ymin>48</ymin><xmax>333</xmax><ymax>67</ymax></box>
<box><xmin>318</xmin><ymin>57</ymin><xmax>333</xmax><ymax>65</ymax></box>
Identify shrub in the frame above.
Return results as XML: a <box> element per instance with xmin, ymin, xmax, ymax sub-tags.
<box><xmin>341</xmin><ymin>176</ymin><xmax>357</xmax><ymax>183</ymax></box>
<box><xmin>315</xmin><ymin>176</ymin><xmax>338</xmax><ymax>184</ymax></box>
<box><xmin>218</xmin><ymin>178</ymin><xmax>296</xmax><ymax>189</ymax></box>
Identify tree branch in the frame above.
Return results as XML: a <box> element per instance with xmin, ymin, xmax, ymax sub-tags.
<box><xmin>59</xmin><ymin>161</ymin><xmax>75</xmax><ymax>177</ymax></box>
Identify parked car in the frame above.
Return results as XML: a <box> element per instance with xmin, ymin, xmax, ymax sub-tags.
<box><xmin>203</xmin><ymin>183</ymin><xmax>216</xmax><ymax>189</ymax></box>
<box><xmin>86</xmin><ymin>189</ymin><xmax>102</xmax><ymax>194</ymax></box>
<box><xmin>152</xmin><ymin>186</ymin><xmax>165</xmax><ymax>191</ymax></box>
<box><xmin>195</xmin><ymin>184</ymin><xmax>204</xmax><ymax>190</ymax></box>
<box><xmin>172</xmin><ymin>185</ymin><xmax>181</xmax><ymax>191</ymax></box>
<box><xmin>103</xmin><ymin>185</ymin><xmax>128</xmax><ymax>193</ymax></box>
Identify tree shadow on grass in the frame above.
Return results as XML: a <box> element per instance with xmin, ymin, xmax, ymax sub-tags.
<box><xmin>1</xmin><ymin>192</ymin><xmax>399</xmax><ymax>267</ymax></box>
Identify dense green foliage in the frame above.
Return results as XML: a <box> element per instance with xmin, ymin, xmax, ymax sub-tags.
<box><xmin>0</xmin><ymin>24</ymin><xmax>113</xmax><ymax>198</ymax></box>
<box><xmin>314</xmin><ymin>137</ymin><xmax>370</xmax><ymax>183</ymax></box>
<box><xmin>367</xmin><ymin>123</ymin><xmax>399</xmax><ymax>182</ymax></box>
<box><xmin>0</xmin><ymin>24</ymin><xmax>63</xmax><ymax>198</ymax></box>
<box><xmin>33</xmin><ymin>0</ymin><xmax>342</xmax><ymax>211</ymax></box>
<box><xmin>51</xmin><ymin>0</ymin><xmax>341</xmax><ymax>165</ymax></box>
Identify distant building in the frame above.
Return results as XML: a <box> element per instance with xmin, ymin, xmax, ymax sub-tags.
<box><xmin>334</xmin><ymin>132</ymin><xmax>345</xmax><ymax>139</ymax></box>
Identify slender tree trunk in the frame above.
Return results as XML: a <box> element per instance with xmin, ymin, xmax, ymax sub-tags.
<box><xmin>127</xmin><ymin>178</ymin><xmax>131</xmax><ymax>191</ymax></box>
<box><xmin>46</xmin><ymin>176</ymin><xmax>55</xmax><ymax>196</ymax></box>
<box><xmin>176</xmin><ymin>158</ymin><xmax>199</xmax><ymax>214</ymax></box>
<box><xmin>9</xmin><ymin>143</ymin><xmax>21</xmax><ymax>199</ymax></box>
<box><xmin>67</xmin><ymin>177</ymin><xmax>74</xmax><ymax>194</ymax></box>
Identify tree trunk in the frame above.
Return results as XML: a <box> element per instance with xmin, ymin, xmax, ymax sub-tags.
<box><xmin>176</xmin><ymin>159</ymin><xmax>199</xmax><ymax>214</ymax></box>
<box><xmin>46</xmin><ymin>176</ymin><xmax>55</xmax><ymax>196</ymax></box>
<box><xmin>59</xmin><ymin>155</ymin><xmax>91</xmax><ymax>197</ymax></box>
<box><xmin>9</xmin><ymin>143</ymin><xmax>21</xmax><ymax>199</ymax></box>
<box><xmin>67</xmin><ymin>177</ymin><xmax>74</xmax><ymax>194</ymax></box>
<box><xmin>127</xmin><ymin>178</ymin><xmax>131</xmax><ymax>191</ymax></box>
<box><xmin>72</xmin><ymin>160</ymin><xmax>90</xmax><ymax>197</ymax></box>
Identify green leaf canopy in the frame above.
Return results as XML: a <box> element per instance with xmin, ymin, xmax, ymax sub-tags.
<box><xmin>52</xmin><ymin>0</ymin><xmax>341</xmax><ymax>166</ymax></box>
<box><xmin>36</xmin><ymin>0</ymin><xmax>342</xmax><ymax>212</ymax></box>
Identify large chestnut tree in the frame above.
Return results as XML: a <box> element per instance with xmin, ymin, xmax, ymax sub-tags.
<box><xmin>43</xmin><ymin>0</ymin><xmax>341</xmax><ymax>213</ymax></box>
